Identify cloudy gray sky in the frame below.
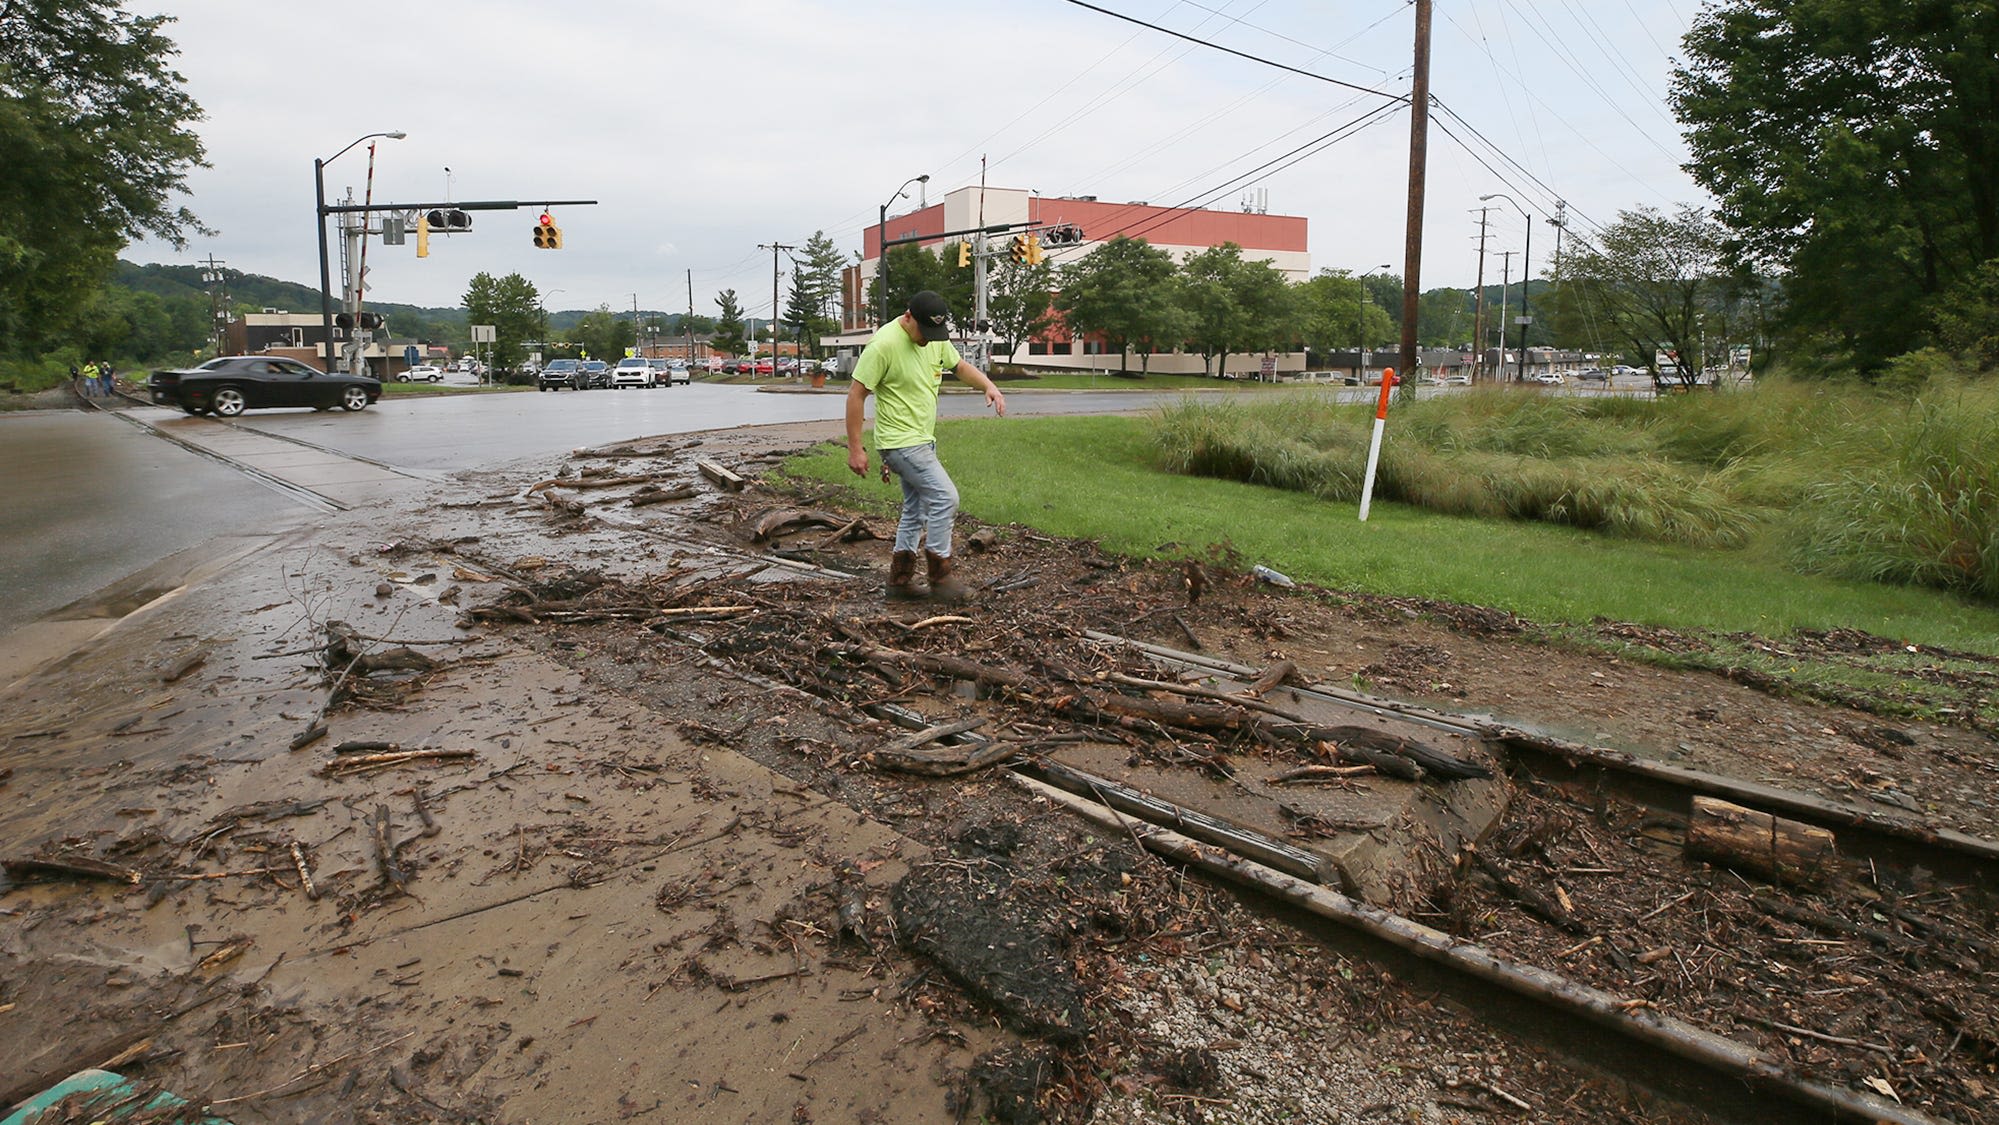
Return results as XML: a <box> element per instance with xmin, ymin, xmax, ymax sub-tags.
<box><xmin>128</xmin><ymin>0</ymin><xmax>1708</xmax><ymax>319</ymax></box>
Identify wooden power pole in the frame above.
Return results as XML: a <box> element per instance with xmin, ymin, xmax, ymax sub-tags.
<box><xmin>1397</xmin><ymin>0</ymin><xmax>1433</xmax><ymax>394</ymax></box>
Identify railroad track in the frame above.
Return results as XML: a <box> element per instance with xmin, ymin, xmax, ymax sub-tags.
<box><xmin>856</xmin><ymin>630</ymin><xmax>1995</xmax><ymax>1125</ymax></box>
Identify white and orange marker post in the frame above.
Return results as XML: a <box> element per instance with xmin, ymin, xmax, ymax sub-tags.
<box><xmin>1357</xmin><ymin>367</ymin><xmax>1396</xmax><ymax>521</ymax></box>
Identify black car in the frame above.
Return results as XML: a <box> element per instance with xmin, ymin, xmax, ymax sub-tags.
<box><xmin>575</xmin><ymin>360</ymin><xmax>612</xmax><ymax>389</ymax></box>
<box><xmin>148</xmin><ymin>356</ymin><xmax>380</xmax><ymax>416</ymax></box>
<box><xmin>537</xmin><ymin>359</ymin><xmax>581</xmax><ymax>391</ymax></box>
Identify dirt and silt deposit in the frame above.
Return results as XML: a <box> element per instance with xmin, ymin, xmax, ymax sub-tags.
<box><xmin>1</xmin><ymin>419</ymin><xmax>1995</xmax><ymax>1124</ymax></box>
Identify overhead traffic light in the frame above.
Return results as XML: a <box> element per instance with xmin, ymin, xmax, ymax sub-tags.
<box><xmin>956</xmin><ymin>242</ymin><xmax>970</xmax><ymax>268</ymax></box>
<box><xmin>1009</xmin><ymin>234</ymin><xmax>1028</xmax><ymax>264</ymax></box>
<box><xmin>425</xmin><ymin>208</ymin><xmax>472</xmax><ymax>232</ymax></box>
<box><xmin>533</xmin><ymin>211</ymin><xmax>564</xmax><ymax>249</ymax></box>
<box><xmin>416</xmin><ymin>213</ymin><xmax>430</xmax><ymax>257</ymax></box>
<box><xmin>1025</xmin><ymin>234</ymin><xmax>1045</xmax><ymax>266</ymax></box>
<box><xmin>1041</xmin><ymin>223</ymin><xmax>1084</xmax><ymax>247</ymax></box>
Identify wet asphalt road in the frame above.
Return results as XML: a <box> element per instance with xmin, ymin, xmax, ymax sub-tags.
<box><xmin>0</xmin><ymin>411</ymin><xmax>303</xmax><ymax>635</ymax></box>
<box><xmin>213</xmin><ymin>383</ymin><xmax>1206</xmax><ymax>473</ymax></box>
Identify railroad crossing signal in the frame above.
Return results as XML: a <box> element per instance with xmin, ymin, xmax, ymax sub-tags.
<box><xmin>533</xmin><ymin>212</ymin><xmax>563</xmax><ymax>250</ymax></box>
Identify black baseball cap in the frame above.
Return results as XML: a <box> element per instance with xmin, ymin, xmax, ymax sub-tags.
<box><xmin>907</xmin><ymin>291</ymin><xmax>951</xmax><ymax>343</ymax></box>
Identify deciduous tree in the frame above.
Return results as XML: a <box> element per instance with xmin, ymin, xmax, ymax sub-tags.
<box><xmin>0</xmin><ymin>0</ymin><xmax>208</xmax><ymax>359</ymax></box>
<box><xmin>462</xmin><ymin>272</ymin><xmax>545</xmax><ymax>374</ymax></box>
<box><xmin>1054</xmin><ymin>236</ymin><xmax>1180</xmax><ymax>375</ymax></box>
<box><xmin>1560</xmin><ymin>205</ymin><xmax>1729</xmax><ymax>388</ymax></box>
<box><xmin>1671</xmin><ymin>0</ymin><xmax>1999</xmax><ymax>371</ymax></box>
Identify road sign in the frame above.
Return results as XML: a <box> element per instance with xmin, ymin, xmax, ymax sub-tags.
<box><xmin>404</xmin><ymin>345</ymin><xmax>420</xmax><ymax>366</ymax></box>
<box><xmin>470</xmin><ymin>324</ymin><xmax>496</xmax><ymax>343</ymax></box>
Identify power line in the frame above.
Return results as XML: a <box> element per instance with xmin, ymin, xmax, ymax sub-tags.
<box><xmin>1058</xmin><ymin>0</ymin><xmax>1406</xmax><ymax>102</ymax></box>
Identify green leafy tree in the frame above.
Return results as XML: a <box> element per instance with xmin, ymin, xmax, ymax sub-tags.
<box><xmin>1297</xmin><ymin>270</ymin><xmax>1394</xmax><ymax>364</ymax></box>
<box><xmin>1670</xmin><ymin>0</ymin><xmax>1999</xmax><ymax>372</ymax></box>
<box><xmin>1176</xmin><ymin>244</ymin><xmax>1295</xmax><ymax>376</ymax></box>
<box><xmin>573</xmin><ymin>305</ymin><xmax>634</xmax><ymax>363</ymax></box>
<box><xmin>462</xmin><ymin>272</ymin><xmax>545</xmax><ymax>374</ymax></box>
<box><xmin>1560</xmin><ymin>206</ymin><xmax>1730</xmax><ymax>388</ymax></box>
<box><xmin>713</xmin><ymin>290</ymin><xmax>747</xmax><ymax>356</ymax></box>
<box><xmin>0</xmin><ymin>1</ymin><xmax>208</xmax><ymax>360</ymax></box>
<box><xmin>866</xmin><ymin>243</ymin><xmax>974</xmax><ymax>328</ymax></box>
<box><xmin>1416</xmin><ymin>288</ymin><xmax>1472</xmax><ymax>348</ymax></box>
<box><xmin>1054</xmin><ymin>236</ymin><xmax>1181</xmax><ymax>374</ymax></box>
<box><xmin>986</xmin><ymin>258</ymin><xmax>1055</xmax><ymax>360</ymax></box>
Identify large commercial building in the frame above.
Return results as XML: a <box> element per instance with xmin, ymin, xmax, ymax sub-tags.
<box><xmin>836</xmin><ymin>185</ymin><xmax>1309</xmax><ymax>375</ymax></box>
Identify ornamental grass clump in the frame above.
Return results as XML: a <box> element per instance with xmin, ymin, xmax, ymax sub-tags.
<box><xmin>1792</xmin><ymin>379</ymin><xmax>1999</xmax><ymax>600</ymax></box>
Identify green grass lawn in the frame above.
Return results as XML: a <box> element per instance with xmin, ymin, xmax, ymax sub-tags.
<box><xmin>784</xmin><ymin>413</ymin><xmax>1999</xmax><ymax>654</ymax></box>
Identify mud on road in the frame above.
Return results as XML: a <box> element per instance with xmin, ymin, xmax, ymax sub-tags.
<box><xmin>2</xmin><ymin>420</ymin><xmax>1994</xmax><ymax>1125</ymax></box>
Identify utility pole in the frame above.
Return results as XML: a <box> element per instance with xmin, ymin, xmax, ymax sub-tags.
<box><xmin>630</xmin><ymin>293</ymin><xmax>640</xmax><ymax>357</ymax></box>
<box><xmin>1496</xmin><ymin>251</ymin><xmax>1514</xmax><ymax>379</ymax></box>
<box><xmin>686</xmin><ymin>269</ymin><xmax>695</xmax><ymax>366</ymax></box>
<box><xmin>759</xmin><ymin>242</ymin><xmax>795</xmax><ymax>364</ymax></box>
<box><xmin>1470</xmin><ymin>209</ymin><xmax>1489</xmax><ymax>382</ymax></box>
<box><xmin>1396</xmin><ymin>0</ymin><xmax>1433</xmax><ymax>394</ymax></box>
<box><xmin>1547</xmin><ymin>199</ymin><xmax>1568</xmax><ymax>277</ymax></box>
<box><xmin>199</xmin><ymin>255</ymin><xmax>229</xmax><ymax>357</ymax></box>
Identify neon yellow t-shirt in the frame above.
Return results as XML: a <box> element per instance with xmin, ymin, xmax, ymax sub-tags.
<box><xmin>853</xmin><ymin>320</ymin><xmax>961</xmax><ymax>451</ymax></box>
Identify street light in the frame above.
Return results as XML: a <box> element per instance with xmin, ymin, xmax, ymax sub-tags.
<box><xmin>1357</xmin><ymin>264</ymin><xmax>1391</xmax><ymax>383</ymax></box>
<box><xmin>876</xmin><ymin>173</ymin><xmax>930</xmax><ymax>326</ymax></box>
<box><xmin>317</xmin><ymin>131</ymin><xmax>406</xmax><ymax>372</ymax></box>
<box><xmin>1480</xmin><ymin>193</ymin><xmax>1532</xmax><ymax>384</ymax></box>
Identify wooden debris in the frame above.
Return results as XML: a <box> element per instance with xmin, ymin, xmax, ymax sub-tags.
<box><xmin>1686</xmin><ymin>796</ymin><xmax>1835</xmax><ymax>887</ymax></box>
<box><xmin>371</xmin><ymin>804</ymin><xmax>408</xmax><ymax>891</ymax></box>
<box><xmin>1269</xmin><ymin>764</ymin><xmax>1377</xmax><ymax>784</ymax></box>
<box><xmin>528</xmin><ymin>472</ymin><xmax>672</xmax><ymax>492</ymax></box>
<box><xmin>1464</xmin><ymin>844</ymin><xmax>1586</xmax><ymax>934</ymax></box>
<box><xmin>1242</xmin><ymin>659</ymin><xmax>1298</xmax><ymax>698</ymax></box>
<box><xmin>323</xmin><ymin>621</ymin><xmax>440</xmax><ymax>677</ymax></box>
<box><xmin>322</xmin><ymin>748</ymin><xmax>475</xmax><ymax>776</ymax></box>
<box><xmin>2</xmin><ymin>855</ymin><xmax>141</xmax><ymax>886</ymax></box>
<box><xmin>696</xmin><ymin>459</ymin><xmax>746</xmax><ymax>491</ymax></box>
<box><xmin>290</xmin><ymin>841</ymin><xmax>319</xmax><ymax>900</ymax></box>
<box><xmin>750</xmin><ymin>507</ymin><xmax>846</xmax><ymax>542</ymax></box>
<box><xmin>288</xmin><ymin>722</ymin><xmax>328</xmax><ymax>752</ymax></box>
<box><xmin>629</xmin><ymin>484</ymin><xmax>698</xmax><ymax>507</ymax></box>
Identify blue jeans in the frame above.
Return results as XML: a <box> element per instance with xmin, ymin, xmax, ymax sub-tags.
<box><xmin>882</xmin><ymin>442</ymin><xmax>959</xmax><ymax>556</ymax></box>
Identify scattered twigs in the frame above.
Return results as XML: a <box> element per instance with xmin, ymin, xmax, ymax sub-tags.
<box><xmin>875</xmin><ymin>740</ymin><xmax>1019</xmax><ymax>777</ymax></box>
<box><xmin>1463</xmin><ymin>844</ymin><xmax>1586</xmax><ymax>935</ymax></box>
<box><xmin>630</xmin><ymin>484</ymin><xmax>698</xmax><ymax>507</ymax></box>
<box><xmin>1241</xmin><ymin>659</ymin><xmax>1298</xmax><ymax>698</ymax></box>
<box><xmin>1269</xmin><ymin>764</ymin><xmax>1378</xmax><ymax>785</ymax></box>
<box><xmin>1104</xmin><ymin>671</ymin><xmax>1306</xmax><ymax>721</ymax></box>
<box><xmin>1737</xmin><ymin>1014</ymin><xmax>1894</xmax><ymax>1054</ymax></box>
<box><xmin>411</xmin><ymin>785</ymin><xmax>440</xmax><ymax>837</ymax></box>
<box><xmin>529</xmin><ymin>472</ymin><xmax>675</xmax><ymax>492</ymax></box>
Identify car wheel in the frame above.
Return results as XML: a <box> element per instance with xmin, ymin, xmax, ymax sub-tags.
<box><xmin>396</xmin><ymin>374</ymin><xmax>410</xmax><ymax>383</ymax></box>
<box><xmin>212</xmin><ymin>386</ymin><xmax>248</xmax><ymax>417</ymax></box>
<box><xmin>340</xmin><ymin>386</ymin><xmax>370</xmax><ymax>411</ymax></box>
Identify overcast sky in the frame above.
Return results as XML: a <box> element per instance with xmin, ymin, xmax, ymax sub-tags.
<box><xmin>127</xmin><ymin>0</ymin><xmax>1709</xmax><ymax>319</ymax></box>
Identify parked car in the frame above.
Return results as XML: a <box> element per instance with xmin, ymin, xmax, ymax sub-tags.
<box><xmin>754</xmin><ymin>358</ymin><xmax>775</xmax><ymax>376</ymax></box>
<box><xmin>1442</xmin><ymin>373</ymin><xmax>1471</xmax><ymax>386</ymax></box>
<box><xmin>665</xmin><ymin>360</ymin><xmax>692</xmax><ymax>386</ymax></box>
<box><xmin>612</xmin><ymin>358</ymin><xmax>655</xmax><ymax>389</ymax></box>
<box><xmin>148</xmin><ymin>356</ymin><xmax>380</xmax><ymax>417</ymax></box>
<box><xmin>538</xmin><ymin>359</ymin><xmax>580</xmax><ymax>391</ymax></box>
<box><xmin>1576</xmin><ymin>369</ymin><xmax>1609</xmax><ymax>383</ymax></box>
<box><xmin>398</xmin><ymin>364</ymin><xmax>445</xmax><ymax>383</ymax></box>
<box><xmin>1532</xmin><ymin>372</ymin><xmax>1565</xmax><ymax>385</ymax></box>
<box><xmin>721</xmin><ymin>358</ymin><xmax>750</xmax><ymax>375</ymax></box>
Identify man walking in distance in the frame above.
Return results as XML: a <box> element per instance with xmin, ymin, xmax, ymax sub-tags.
<box><xmin>846</xmin><ymin>290</ymin><xmax>1006</xmax><ymax>603</ymax></box>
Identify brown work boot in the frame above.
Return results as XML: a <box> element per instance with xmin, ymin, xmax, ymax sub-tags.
<box><xmin>886</xmin><ymin>550</ymin><xmax>926</xmax><ymax>600</ymax></box>
<box><xmin>925</xmin><ymin>550</ymin><xmax>970</xmax><ymax>603</ymax></box>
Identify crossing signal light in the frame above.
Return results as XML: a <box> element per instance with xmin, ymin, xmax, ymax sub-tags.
<box><xmin>956</xmin><ymin>242</ymin><xmax>970</xmax><ymax>268</ymax></box>
<box><xmin>1009</xmin><ymin>234</ymin><xmax>1028</xmax><ymax>264</ymax></box>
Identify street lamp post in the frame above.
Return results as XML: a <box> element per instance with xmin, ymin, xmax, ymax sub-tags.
<box><xmin>317</xmin><ymin>131</ymin><xmax>405</xmax><ymax>372</ymax></box>
<box><xmin>1480</xmin><ymin>193</ymin><xmax>1531</xmax><ymax>384</ymax></box>
<box><xmin>1356</xmin><ymin>263</ymin><xmax>1391</xmax><ymax>383</ymax></box>
<box><xmin>876</xmin><ymin>173</ymin><xmax>930</xmax><ymax>326</ymax></box>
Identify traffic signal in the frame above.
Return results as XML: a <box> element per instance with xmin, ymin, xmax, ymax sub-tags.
<box><xmin>1025</xmin><ymin>234</ymin><xmax>1044</xmax><ymax>266</ymax></box>
<box><xmin>425</xmin><ymin>208</ymin><xmax>472</xmax><ymax>232</ymax></box>
<box><xmin>533</xmin><ymin>212</ymin><xmax>564</xmax><ymax>250</ymax></box>
<box><xmin>416</xmin><ymin>214</ymin><xmax>430</xmax><ymax>257</ymax></box>
<box><xmin>956</xmin><ymin>242</ymin><xmax>970</xmax><ymax>268</ymax></box>
<box><xmin>1009</xmin><ymin>234</ymin><xmax>1028</xmax><ymax>264</ymax></box>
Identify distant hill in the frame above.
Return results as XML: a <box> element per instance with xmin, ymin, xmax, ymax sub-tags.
<box><xmin>117</xmin><ymin>262</ymin><xmax>468</xmax><ymax>327</ymax></box>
